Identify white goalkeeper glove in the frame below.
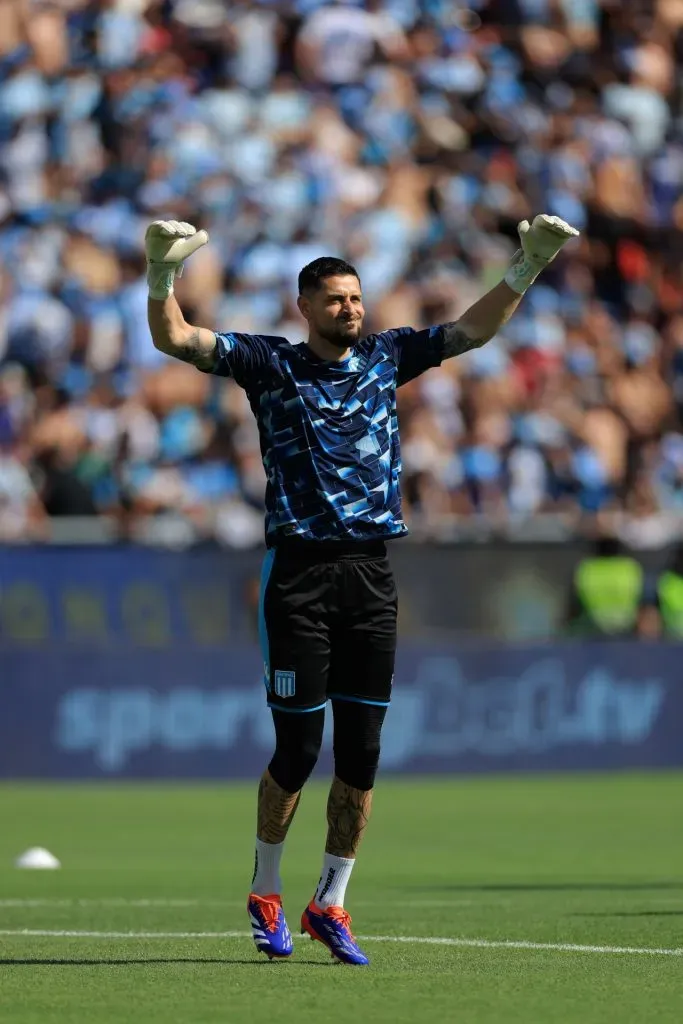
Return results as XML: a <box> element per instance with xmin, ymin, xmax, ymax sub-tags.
<box><xmin>145</xmin><ymin>220</ymin><xmax>209</xmax><ymax>300</ymax></box>
<box><xmin>504</xmin><ymin>214</ymin><xmax>579</xmax><ymax>295</ymax></box>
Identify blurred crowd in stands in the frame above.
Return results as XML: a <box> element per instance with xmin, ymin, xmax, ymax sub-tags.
<box><xmin>1</xmin><ymin>0</ymin><xmax>683</xmax><ymax>548</ymax></box>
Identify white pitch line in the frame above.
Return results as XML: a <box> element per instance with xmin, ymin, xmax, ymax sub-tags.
<box><xmin>0</xmin><ymin>930</ymin><xmax>251</xmax><ymax>939</ymax></box>
<box><xmin>0</xmin><ymin>899</ymin><xmax>219</xmax><ymax>909</ymax></box>
<box><xmin>0</xmin><ymin>929</ymin><xmax>680</xmax><ymax>958</ymax></box>
<box><xmin>363</xmin><ymin>935</ymin><xmax>683</xmax><ymax>957</ymax></box>
<box><xmin>0</xmin><ymin>898</ymin><xmax>477</xmax><ymax>909</ymax></box>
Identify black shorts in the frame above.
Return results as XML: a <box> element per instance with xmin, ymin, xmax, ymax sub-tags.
<box><xmin>258</xmin><ymin>538</ymin><xmax>397</xmax><ymax>713</ymax></box>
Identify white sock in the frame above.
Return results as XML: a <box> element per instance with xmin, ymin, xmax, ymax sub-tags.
<box><xmin>314</xmin><ymin>853</ymin><xmax>355</xmax><ymax>909</ymax></box>
<box><xmin>251</xmin><ymin>838</ymin><xmax>284</xmax><ymax>896</ymax></box>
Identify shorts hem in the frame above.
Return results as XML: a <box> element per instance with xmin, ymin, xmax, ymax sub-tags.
<box><xmin>267</xmin><ymin>700</ymin><xmax>328</xmax><ymax>714</ymax></box>
<box><xmin>328</xmin><ymin>693</ymin><xmax>391</xmax><ymax>707</ymax></box>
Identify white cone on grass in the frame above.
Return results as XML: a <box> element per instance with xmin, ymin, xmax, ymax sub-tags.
<box><xmin>15</xmin><ymin>847</ymin><xmax>61</xmax><ymax>870</ymax></box>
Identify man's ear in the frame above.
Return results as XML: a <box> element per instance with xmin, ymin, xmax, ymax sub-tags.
<box><xmin>297</xmin><ymin>295</ymin><xmax>310</xmax><ymax>321</ymax></box>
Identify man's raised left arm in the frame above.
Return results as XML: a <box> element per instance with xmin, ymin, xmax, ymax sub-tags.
<box><xmin>440</xmin><ymin>215</ymin><xmax>580</xmax><ymax>360</ymax></box>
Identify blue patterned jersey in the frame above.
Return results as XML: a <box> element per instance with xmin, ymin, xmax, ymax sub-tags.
<box><xmin>209</xmin><ymin>327</ymin><xmax>445</xmax><ymax>544</ymax></box>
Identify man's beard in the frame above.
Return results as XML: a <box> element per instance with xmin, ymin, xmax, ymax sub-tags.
<box><xmin>318</xmin><ymin>319</ymin><xmax>362</xmax><ymax>348</ymax></box>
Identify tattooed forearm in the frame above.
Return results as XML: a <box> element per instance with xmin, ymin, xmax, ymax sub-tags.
<box><xmin>325</xmin><ymin>777</ymin><xmax>373</xmax><ymax>858</ymax></box>
<box><xmin>441</xmin><ymin>322</ymin><xmax>487</xmax><ymax>360</ymax></box>
<box><xmin>148</xmin><ymin>295</ymin><xmax>217</xmax><ymax>370</ymax></box>
<box><xmin>256</xmin><ymin>770</ymin><xmax>302</xmax><ymax>844</ymax></box>
<box><xmin>440</xmin><ymin>280</ymin><xmax>524</xmax><ymax>360</ymax></box>
<box><xmin>175</xmin><ymin>328</ymin><xmax>218</xmax><ymax>371</ymax></box>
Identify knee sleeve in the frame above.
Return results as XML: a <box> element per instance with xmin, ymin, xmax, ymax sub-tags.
<box><xmin>332</xmin><ymin>700</ymin><xmax>387</xmax><ymax>791</ymax></box>
<box><xmin>268</xmin><ymin>708</ymin><xmax>325</xmax><ymax>793</ymax></box>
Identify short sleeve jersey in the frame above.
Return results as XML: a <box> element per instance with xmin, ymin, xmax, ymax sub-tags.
<box><xmin>209</xmin><ymin>327</ymin><xmax>445</xmax><ymax>545</ymax></box>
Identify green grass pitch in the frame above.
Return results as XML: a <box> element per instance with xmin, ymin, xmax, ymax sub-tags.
<box><xmin>1</xmin><ymin>773</ymin><xmax>681</xmax><ymax>1023</ymax></box>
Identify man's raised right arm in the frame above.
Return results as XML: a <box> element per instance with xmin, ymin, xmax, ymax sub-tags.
<box><xmin>148</xmin><ymin>292</ymin><xmax>217</xmax><ymax>372</ymax></box>
<box><xmin>145</xmin><ymin>220</ymin><xmax>217</xmax><ymax>371</ymax></box>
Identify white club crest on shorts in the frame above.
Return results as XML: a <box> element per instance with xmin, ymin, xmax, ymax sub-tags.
<box><xmin>273</xmin><ymin>670</ymin><xmax>296</xmax><ymax>698</ymax></box>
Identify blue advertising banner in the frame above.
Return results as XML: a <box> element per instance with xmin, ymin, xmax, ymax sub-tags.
<box><xmin>1</xmin><ymin>641</ymin><xmax>681</xmax><ymax>778</ymax></box>
<box><xmin>0</xmin><ymin>547</ymin><xmax>259</xmax><ymax>648</ymax></box>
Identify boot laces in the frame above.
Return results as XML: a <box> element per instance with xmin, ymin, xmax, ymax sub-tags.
<box><xmin>252</xmin><ymin>894</ymin><xmax>282</xmax><ymax>933</ymax></box>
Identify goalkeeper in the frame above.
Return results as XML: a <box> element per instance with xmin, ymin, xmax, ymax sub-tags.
<box><xmin>145</xmin><ymin>214</ymin><xmax>579</xmax><ymax>965</ymax></box>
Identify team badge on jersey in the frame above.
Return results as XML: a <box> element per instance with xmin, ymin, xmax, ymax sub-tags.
<box><xmin>273</xmin><ymin>670</ymin><xmax>296</xmax><ymax>698</ymax></box>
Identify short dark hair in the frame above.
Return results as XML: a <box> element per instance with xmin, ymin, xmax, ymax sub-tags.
<box><xmin>298</xmin><ymin>257</ymin><xmax>360</xmax><ymax>296</ymax></box>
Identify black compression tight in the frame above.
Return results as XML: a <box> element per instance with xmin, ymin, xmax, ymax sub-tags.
<box><xmin>267</xmin><ymin>700</ymin><xmax>387</xmax><ymax>793</ymax></box>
